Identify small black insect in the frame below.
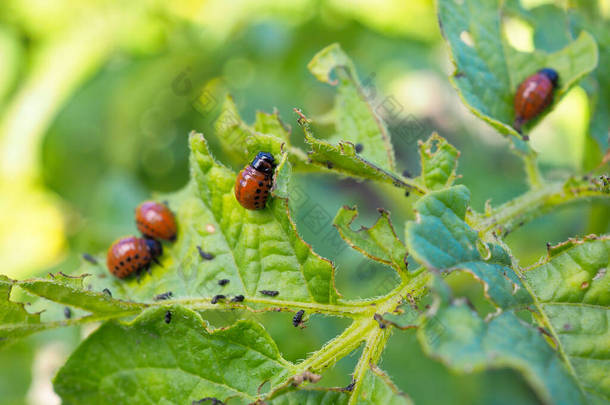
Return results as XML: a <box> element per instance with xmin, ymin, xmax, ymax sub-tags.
<box><xmin>197</xmin><ymin>246</ymin><xmax>214</xmax><ymax>260</ymax></box>
<box><xmin>218</xmin><ymin>279</ymin><xmax>230</xmax><ymax>286</ymax></box>
<box><xmin>192</xmin><ymin>397</ymin><xmax>224</xmax><ymax>405</ymax></box>
<box><xmin>343</xmin><ymin>379</ymin><xmax>356</xmax><ymax>392</ymax></box>
<box><xmin>64</xmin><ymin>307</ymin><xmax>72</xmax><ymax>319</ymax></box>
<box><xmin>102</xmin><ymin>288</ymin><xmax>112</xmax><ymax>297</ymax></box>
<box><xmin>230</xmin><ymin>295</ymin><xmax>245</xmax><ymax>303</ymax></box>
<box><xmin>260</xmin><ymin>290</ymin><xmax>279</xmax><ymax>297</ymax></box>
<box><xmin>154</xmin><ymin>291</ymin><xmax>173</xmax><ymax>301</ymax></box>
<box><xmin>293</xmin><ymin>310</ymin><xmax>305</xmax><ymax>327</ymax></box>
<box><xmin>211</xmin><ymin>294</ymin><xmax>226</xmax><ymax>304</ymax></box>
<box><xmin>355</xmin><ymin>143</ymin><xmax>363</xmax><ymax>153</ymax></box>
<box><xmin>82</xmin><ymin>253</ymin><xmax>98</xmax><ymax>264</ymax></box>
<box><xmin>164</xmin><ymin>310</ymin><xmax>172</xmax><ymax>324</ymax></box>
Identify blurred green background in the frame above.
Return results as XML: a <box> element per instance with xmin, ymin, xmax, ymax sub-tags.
<box><xmin>0</xmin><ymin>0</ymin><xmax>608</xmax><ymax>404</ymax></box>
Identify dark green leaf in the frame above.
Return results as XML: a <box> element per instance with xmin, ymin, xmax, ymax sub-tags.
<box><xmin>438</xmin><ymin>0</ymin><xmax>598</xmax><ymax>137</ymax></box>
<box><xmin>525</xmin><ymin>235</ymin><xmax>610</xmax><ymax>401</ymax></box>
<box><xmin>54</xmin><ymin>306</ymin><xmax>292</xmax><ymax>404</ymax></box>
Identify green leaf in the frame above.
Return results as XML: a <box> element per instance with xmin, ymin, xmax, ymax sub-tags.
<box><xmin>333</xmin><ymin>206</ymin><xmax>408</xmax><ymax>274</ymax></box>
<box><xmin>297</xmin><ymin>116</ymin><xmax>424</xmax><ymax>194</ymax></box>
<box><xmin>417</xmin><ymin>133</ymin><xmax>459</xmax><ymax>191</ymax></box>
<box><xmin>418</xmin><ymin>296</ymin><xmax>587</xmax><ymax>405</ymax></box>
<box><xmin>76</xmin><ymin>132</ymin><xmax>339</xmax><ymax>304</ymax></box>
<box><xmin>54</xmin><ymin>305</ymin><xmax>292</xmax><ymax>404</ymax></box>
<box><xmin>307</xmin><ymin>43</ymin><xmax>396</xmax><ymax>171</ymax></box>
<box><xmin>524</xmin><ymin>235</ymin><xmax>610</xmax><ymax>402</ymax></box>
<box><xmin>0</xmin><ymin>275</ymin><xmax>42</xmax><ymax>348</ymax></box>
<box><xmin>405</xmin><ymin>186</ymin><xmax>532</xmax><ymax>309</ymax></box>
<box><xmin>437</xmin><ymin>0</ymin><xmax>599</xmax><ymax>137</ymax></box>
<box><xmin>270</xmin><ymin>367</ymin><xmax>411</xmax><ymax>405</ymax></box>
<box><xmin>17</xmin><ymin>273</ymin><xmax>145</xmax><ymax>315</ymax></box>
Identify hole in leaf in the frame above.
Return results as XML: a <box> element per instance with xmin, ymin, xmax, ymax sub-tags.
<box><xmin>503</xmin><ymin>16</ymin><xmax>534</xmax><ymax>52</ymax></box>
<box><xmin>460</xmin><ymin>31</ymin><xmax>474</xmax><ymax>47</ymax></box>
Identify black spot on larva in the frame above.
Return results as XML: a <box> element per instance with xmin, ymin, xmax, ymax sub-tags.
<box><xmin>231</xmin><ymin>295</ymin><xmax>245</xmax><ymax>302</ymax></box>
<box><xmin>102</xmin><ymin>288</ymin><xmax>112</xmax><ymax>297</ymax></box>
<box><xmin>211</xmin><ymin>295</ymin><xmax>226</xmax><ymax>304</ymax></box>
<box><xmin>355</xmin><ymin>143</ymin><xmax>363</xmax><ymax>153</ymax></box>
<box><xmin>197</xmin><ymin>246</ymin><xmax>214</xmax><ymax>260</ymax></box>
<box><xmin>127</xmin><ymin>257</ymin><xmax>132</xmax><ymax>262</ymax></box>
<box><xmin>154</xmin><ymin>291</ymin><xmax>173</xmax><ymax>301</ymax></box>
<box><xmin>135</xmin><ymin>254</ymin><xmax>140</xmax><ymax>259</ymax></box>
<box><xmin>165</xmin><ymin>311</ymin><xmax>172</xmax><ymax>324</ymax></box>
<box><xmin>293</xmin><ymin>310</ymin><xmax>305</xmax><ymax>327</ymax></box>
<box><xmin>82</xmin><ymin>253</ymin><xmax>98</xmax><ymax>264</ymax></box>
<box><xmin>114</xmin><ymin>266</ymin><xmax>119</xmax><ymax>271</ymax></box>
<box><xmin>256</xmin><ymin>188</ymin><xmax>262</xmax><ymax>193</ymax></box>
<box><xmin>64</xmin><ymin>307</ymin><xmax>72</xmax><ymax>319</ymax></box>
<box><xmin>258</xmin><ymin>181</ymin><xmax>264</xmax><ymax>186</ymax></box>
<box><xmin>259</xmin><ymin>290</ymin><xmax>279</xmax><ymax>297</ymax></box>
<box><xmin>119</xmin><ymin>261</ymin><xmax>124</xmax><ymax>266</ymax></box>
<box><xmin>254</xmin><ymin>195</ymin><xmax>260</xmax><ymax>200</ymax></box>
<box><xmin>218</xmin><ymin>279</ymin><xmax>230</xmax><ymax>286</ymax></box>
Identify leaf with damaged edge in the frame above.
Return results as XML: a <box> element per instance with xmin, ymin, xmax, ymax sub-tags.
<box><xmin>270</xmin><ymin>367</ymin><xmax>411</xmax><ymax>405</ymax></box>
<box><xmin>54</xmin><ymin>306</ymin><xmax>292</xmax><ymax>404</ymax></box>
<box><xmin>438</xmin><ymin>0</ymin><xmax>598</xmax><ymax>137</ymax></box>
<box><xmin>307</xmin><ymin>43</ymin><xmax>396</xmax><ymax>172</ymax></box>
<box><xmin>333</xmin><ymin>206</ymin><xmax>408</xmax><ymax>274</ymax></box>
<box><xmin>417</xmin><ymin>133</ymin><xmax>459</xmax><ymax>191</ymax></box>
<box><xmin>418</xmin><ymin>292</ymin><xmax>587</xmax><ymax>405</ymax></box>
<box><xmin>405</xmin><ymin>186</ymin><xmax>531</xmax><ymax>309</ymax></box>
<box><xmin>524</xmin><ymin>236</ymin><xmax>610</xmax><ymax>402</ymax></box>
<box><xmin>0</xmin><ymin>275</ymin><xmax>43</xmax><ymax>347</ymax></box>
<box><xmin>75</xmin><ymin>132</ymin><xmax>339</xmax><ymax>304</ymax></box>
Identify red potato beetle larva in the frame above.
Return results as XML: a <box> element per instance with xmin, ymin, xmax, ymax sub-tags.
<box><xmin>106</xmin><ymin>236</ymin><xmax>162</xmax><ymax>279</ymax></box>
<box><xmin>513</xmin><ymin>68</ymin><xmax>559</xmax><ymax>137</ymax></box>
<box><xmin>135</xmin><ymin>201</ymin><xmax>177</xmax><ymax>241</ymax></box>
<box><xmin>234</xmin><ymin>152</ymin><xmax>276</xmax><ymax>210</ymax></box>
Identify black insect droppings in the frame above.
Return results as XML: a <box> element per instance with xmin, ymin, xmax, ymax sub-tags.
<box><xmin>82</xmin><ymin>253</ymin><xmax>98</xmax><ymax>264</ymax></box>
<box><xmin>355</xmin><ymin>143</ymin><xmax>363</xmax><ymax>153</ymax></box>
<box><xmin>231</xmin><ymin>295</ymin><xmax>245</xmax><ymax>303</ymax></box>
<box><xmin>260</xmin><ymin>290</ymin><xmax>279</xmax><ymax>297</ymax></box>
<box><xmin>102</xmin><ymin>288</ymin><xmax>112</xmax><ymax>297</ymax></box>
<box><xmin>292</xmin><ymin>310</ymin><xmax>305</xmax><ymax>327</ymax></box>
<box><xmin>154</xmin><ymin>291</ymin><xmax>173</xmax><ymax>301</ymax></box>
<box><xmin>64</xmin><ymin>307</ymin><xmax>72</xmax><ymax>319</ymax></box>
<box><xmin>211</xmin><ymin>294</ymin><xmax>226</xmax><ymax>304</ymax></box>
<box><xmin>192</xmin><ymin>397</ymin><xmax>224</xmax><ymax>405</ymax></box>
<box><xmin>197</xmin><ymin>246</ymin><xmax>214</xmax><ymax>260</ymax></box>
<box><xmin>325</xmin><ymin>161</ymin><xmax>334</xmax><ymax>169</ymax></box>
<box><xmin>165</xmin><ymin>310</ymin><xmax>172</xmax><ymax>324</ymax></box>
<box><xmin>404</xmin><ymin>190</ymin><xmax>410</xmax><ymax>197</ymax></box>
<box><xmin>218</xmin><ymin>279</ymin><xmax>230</xmax><ymax>286</ymax></box>
<box><xmin>402</xmin><ymin>169</ymin><xmax>412</xmax><ymax>178</ymax></box>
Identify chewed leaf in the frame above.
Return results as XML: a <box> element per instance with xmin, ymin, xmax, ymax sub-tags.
<box><xmin>438</xmin><ymin>0</ymin><xmax>598</xmax><ymax>137</ymax></box>
<box><xmin>269</xmin><ymin>367</ymin><xmax>411</xmax><ymax>405</ymax></box>
<box><xmin>333</xmin><ymin>206</ymin><xmax>408</xmax><ymax>274</ymax></box>
<box><xmin>418</xmin><ymin>296</ymin><xmax>587</xmax><ymax>405</ymax></box>
<box><xmin>307</xmin><ymin>43</ymin><xmax>396</xmax><ymax>171</ymax></box>
<box><xmin>17</xmin><ymin>273</ymin><xmax>145</xmax><ymax>314</ymax></box>
<box><xmin>405</xmin><ymin>186</ymin><xmax>531</xmax><ymax>309</ymax></box>
<box><xmin>54</xmin><ymin>306</ymin><xmax>292</xmax><ymax>404</ymax></box>
<box><xmin>417</xmin><ymin>133</ymin><xmax>459</xmax><ymax>191</ymax></box>
<box><xmin>77</xmin><ymin>132</ymin><xmax>339</xmax><ymax>305</ymax></box>
<box><xmin>525</xmin><ymin>236</ymin><xmax>610</xmax><ymax>401</ymax></box>
<box><xmin>296</xmin><ymin>114</ymin><xmax>425</xmax><ymax>194</ymax></box>
<box><xmin>0</xmin><ymin>275</ymin><xmax>43</xmax><ymax>347</ymax></box>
